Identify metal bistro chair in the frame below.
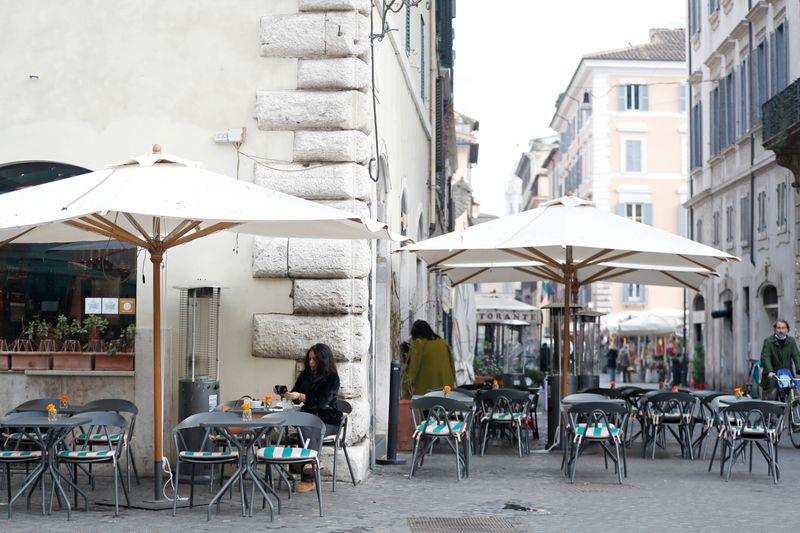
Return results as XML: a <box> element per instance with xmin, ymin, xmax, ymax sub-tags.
<box><xmin>689</xmin><ymin>392</ymin><xmax>727</xmax><ymax>458</ymax></box>
<box><xmin>77</xmin><ymin>398</ymin><xmax>140</xmax><ymax>487</ymax></box>
<box><xmin>254</xmin><ymin>411</ymin><xmax>326</xmax><ymax>517</ymax></box>
<box><xmin>409</xmin><ymin>396</ymin><xmax>472</xmax><ymax>481</ymax></box>
<box><xmin>172</xmin><ymin>411</ymin><xmax>244</xmax><ymax>519</ymax></box>
<box><xmin>642</xmin><ymin>391</ymin><xmax>695</xmax><ymax>460</ymax></box>
<box><xmin>322</xmin><ymin>399</ymin><xmax>356</xmax><ymax>491</ymax></box>
<box><xmin>718</xmin><ymin>400</ymin><xmax>784</xmax><ymax>483</ymax></box>
<box><xmin>479</xmin><ymin>389</ymin><xmax>531</xmax><ymax>457</ymax></box>
<box><xmin>56</xmin><ymin>411</ymin><xmax>131</xmax><ymax>516</ymax></box>
<box><xmin>565</xmin><ymin>401</ymin><xmax>629</xmax><ymax>484</ymax></box>
<box><xmin>0</xmin><ymin>412</ymin><xmax>48</xmax><ymax>517</ymax></box>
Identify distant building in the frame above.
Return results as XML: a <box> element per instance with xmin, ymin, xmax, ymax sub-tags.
<box><xmin>549</xmin><ymin>29</ymin><xmax>688</xmax><ymax>317</ymax></box>
<box><xmin>687</xmin><ymin>0</ymin><xmax>798</xmax><ymax>389</ymax></box>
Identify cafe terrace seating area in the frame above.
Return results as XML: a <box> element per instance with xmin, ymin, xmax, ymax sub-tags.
<box><xmin>0</xmin><ymin>382</ymin><xmax>793</xmax><ymax>523</ymax></box>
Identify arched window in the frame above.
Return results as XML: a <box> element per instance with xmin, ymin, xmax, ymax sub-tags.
<box><xmin>762</xmin><ymin>285</ymin><xmax>778</xmax><ymax>326</ymax></box>
<box><xmin>693</xmin><ymin>294</ymin><xmax>705</xmax><ymax>311</ymax></box>
<box><xmin>0</xmin><ymin>162</ymin><xmax>137</xmax><ymax>342</ymax></box>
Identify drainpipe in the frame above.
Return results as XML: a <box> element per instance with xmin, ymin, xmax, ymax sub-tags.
<box><xmin>748</xmin><ymin>0</ymin><xmax>755</xmax><ymax>266</ymax></box>
<box><xmin>428</xmin><ymin>1</ymin><xmax>437</xmax><ymax>238</ymax></box>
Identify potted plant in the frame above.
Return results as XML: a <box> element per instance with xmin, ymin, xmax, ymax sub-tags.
<box><xmin>474</xmin><ymin>355</ymin><xmax>502</xmax><ymax>385</ymax></box>
<box><xmin>11</xmin><ymin>319</ymin><xmax>52</xmax><ymax>370</ymax></box>
<box><xmin>0</xmin><ymin>339</ymin><xmax>10</xmax><ymax>370</ymax></box>
<box><xmin>95</xmin><ymin>323</ymin><xmax>135</xmax><ymax>371</ymax></box>
<box><xmin>51</xmin><ymin>314</ymin><xmax>92</xmax><ymax>370</ymax></box>
<box><xmin>82</xmin><ymin>314</ymin><xmax>108</xmax><ymax>352</ymax></box>
<box><xmin>691</xmin><ymin>341</ymin><xmax>705</xmax><ymax>390</ymax></box>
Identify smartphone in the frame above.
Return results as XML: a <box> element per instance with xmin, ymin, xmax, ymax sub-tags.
<box><xmin>274</xmin><ymin>385</ymin><xmax>288</xmax><ymax>394</ymax></box>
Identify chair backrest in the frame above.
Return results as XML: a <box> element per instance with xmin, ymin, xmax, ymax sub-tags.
<box><xmin>73</xmin><ymin>411</ymin><xmax>128</xmax><ymax>455</ymax></box>
<box><xmin>568</xmin><ymin>401</ymin><xmax>628</xmax><ymax>416</ymax></box>
<box><xmin>581</xmin><ymin>387</ymin><xmax>622</xmax><ymax>399</ymax></box>
<box><xmin>567</xmin><ymin>401</ymin><xmax>628</xmax><ymax>438</ymax></box>
<box><xmin>336</xmin><ymin>399</ymin><xmax>353</xmax><ymax>415</ymax></box>
<box><xmin>268</xmin><ymin>411</ymin><xmax>326</xmax><ymax>451</ymax></box>
<box><xmin>721</xmin><ymin>400</ymin><xmax>784</xmax><ymax>439</ymax></box>
<box><xmin>645</xmin><ymin>391</ymin><xmax>695</xmax><ymax>420</ymax></box>
<box><xmin>8</xmin><ymin>398</ymin><xmax>59</xmax><ymax>414</ymax></box>
<box><xmin>83</xmin><ymin>398</ymin><xmax>138</xmax><ymax>415</ymax></box>
<box><xmin>411</xmin><ymin>396</ymin><xmax>472</xmax><ymax>413</ymax></box>
<box><xmin>213</xmin><ymin>400</ymin><xmax>244</xmax><ymax>412</ymax></box>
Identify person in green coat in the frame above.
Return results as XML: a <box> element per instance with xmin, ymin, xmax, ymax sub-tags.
<box><xmin>760</xmin><ymin>319</ymin><xmax>800</xmax><ymax>400</ymax></box>
<box><xmin>405</xmin><ymin>320</ymin><xmax>456</xmax><ymax>395</ymax></box>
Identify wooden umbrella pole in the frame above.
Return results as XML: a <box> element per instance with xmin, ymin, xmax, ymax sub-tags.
<box><xmin>151</xmin><ymin>249</ymin><xmax>163</xmax><ymax>500</ymax></box>
<box><xmin>561</xmin><ymin>246</ymin><xmax>573</xmax><ymax>399</ymax></box>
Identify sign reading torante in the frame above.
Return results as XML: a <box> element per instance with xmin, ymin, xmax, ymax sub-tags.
<box><xmin>477</xmin><ymin>309</ymin><xmax>541</xmax><ymax>324</ymax></box>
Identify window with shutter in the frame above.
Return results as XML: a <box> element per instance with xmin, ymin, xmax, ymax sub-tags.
<box><xmin>624</xmin><ymin>139</ymin><xmax>643</xmax><ymax>173</ymax></box>
<box><xmin>640</xmin><ymin>85</ymin><xmax>649</xmax><ymax>111</ymax></box>
<box><xmin>405</xmin><ymin>5</ymin><xmax>411</xmax><ymax>56</ymax></box>
<box><xmin>740</xmin><ymin>195</ymin><xmax>750</xmax><ymax>243</ymax></box>
<box><xmin>679</xmin><ymin>82</ymin><xmax>687</xmax><ymax>113</ymax></box>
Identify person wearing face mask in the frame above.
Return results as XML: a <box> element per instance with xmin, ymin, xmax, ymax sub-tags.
<box><xmin>760</xmin><ymin>319</ymin><xmax>800</xmax><ymax>400</ymax></box>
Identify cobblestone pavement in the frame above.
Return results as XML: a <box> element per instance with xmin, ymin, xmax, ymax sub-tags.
<box><xmin>3</xmin><ymin>385</ymin><xmax>797</xmax><ymax>532</ymax></box>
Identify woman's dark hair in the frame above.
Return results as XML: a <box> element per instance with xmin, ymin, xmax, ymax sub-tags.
<box><xmin>305</xmin><ymin>343</ymin><xmax>337</xmax><ymax>379</ymax></box>
<box><xmin>410</xmin><ymin>320</ymin><xmax>439</xmax><ymax>340</ymax></box>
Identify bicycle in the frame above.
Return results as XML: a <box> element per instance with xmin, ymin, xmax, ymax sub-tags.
<box><xmin>774</xmin><ymin>368</ymin><xmax>800</xmax><ymax>448</ymax></box>
<box><xmin>744</xmin><ymin>359</ymin><xmax>762</xmax><ymax>399</ymax></box>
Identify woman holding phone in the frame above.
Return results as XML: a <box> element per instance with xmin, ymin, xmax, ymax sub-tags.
<box><xmin>278</xmin><ymin>342</ymin><xmax>342</xmax><ymax>493</ymax></box>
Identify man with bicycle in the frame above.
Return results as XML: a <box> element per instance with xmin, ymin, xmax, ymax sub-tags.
<box><xmin>760</xmin><ymin>319</ymin><xmax>800</xmax><ymax>400</ymax></box>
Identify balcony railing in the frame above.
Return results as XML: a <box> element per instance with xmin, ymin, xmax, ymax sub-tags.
<box><xmin>763</xmin><ymin>77</ymin><xmax>800</xmax><ymax>148</ymax></box>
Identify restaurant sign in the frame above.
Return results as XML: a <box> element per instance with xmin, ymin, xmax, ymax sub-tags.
<box><xmin>477</xmin><ymin>309</ymin><xmax>542</xmax><ymax>325</ymax></box>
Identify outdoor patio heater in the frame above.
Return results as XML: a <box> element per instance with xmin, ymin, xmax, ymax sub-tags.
<box><xmin>542</xmin><ymin>302</ymin><xmax>582</xmax><ymax>447</ymax></box>
<box><xmin>575</xmin><ymin>310</ymin><xmax>604</xmax><ymax>390</ymax></box>
<box><xmin>176</xmin><ymin>284</ymin><xmax>221</xmax><ymax>479</ymax></box>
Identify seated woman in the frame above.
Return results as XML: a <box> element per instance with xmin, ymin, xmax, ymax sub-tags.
<box><xmin>279</xmin><ymin>342</ymin><xmax>342</xmax><ymax>493</ymax></box>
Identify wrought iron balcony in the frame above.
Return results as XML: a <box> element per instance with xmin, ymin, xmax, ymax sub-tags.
<box><xmin>763</xmin><ymin>77</ymin><xmax>800</xmax><ymax>149</ymax></box>
<box><xmin>762</xmin><ymin>78</ymin><xmax>800</xmax><ymax>188</ymax></box>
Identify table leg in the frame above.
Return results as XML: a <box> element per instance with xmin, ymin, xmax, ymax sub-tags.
<box><xmin>7</xmin><ymin>463</ymin><xmax>45</xmax><ymax>518</ymax></box>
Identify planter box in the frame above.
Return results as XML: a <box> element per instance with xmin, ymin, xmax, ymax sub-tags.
<box><xmin>0</xmin><ymin>352</ymin><xmax>10</xmax><ymax>370</ymax></box>
<box><xmin>11</xmin><ymin>352</ymin><xmax>52</xmax><ymax>370</ymax></box>
<box><xmin>94</xmin><ymin>352</ymin><xmax>134</xmax><ymax>371</ymax></box>
<box><xmin>52</xmin><ymin>352</ymin><xmax>93</xmax><ymax>370</ymax></box>
<box><xmin>397</xmin><ymin>399</ymin><xmax>415</xmax><ymax>451</ymax></box>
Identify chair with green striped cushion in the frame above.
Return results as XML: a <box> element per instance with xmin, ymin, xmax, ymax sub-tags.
<box><xmin>409</xmin><ymin>396</ymin><xmax>473</xmax><ymax>481</ymax></box>
<box><xmin>642</xmin><ymin>391</ymin><xmax>695</xmax><ymax>460</ymax></box>
<box><xmin>478</xmin><ymin>389</ymin><xmax>532</xmax><ymax>458</ymax></box>
<box><xmin>565</xmin><ymin>401</ymin><xmax>629</xmax><ymax>484</ymax></box>
<box><xmin>718</xmin><ymin>400</ymin><xmax>784</xmax><ymax>483</ymax></box>
<box><xmin>80</xmin><ymin>399</ymin><xmax>140</xmax><ymax>488</ymax></box>
<box><xmin>171</xmin><ymin>411</ymin><xmax>245</xmax><ymax>519</ymax></box>
<box><xmin>254</xmin><ymin>411</ymin><xmax>326</xmax><ymax>517</ymax></box>
<box><xmin>55</xmin><ymin>411</ymin><xmax>129</xmax><ymax>517</ymax></box>
<box><xmin>0</xmin><ymin>412</ymin><xmax>50</xmax><ymax>519</ymax></box>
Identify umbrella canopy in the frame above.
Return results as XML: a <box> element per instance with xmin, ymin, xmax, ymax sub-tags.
<box><xmin>607</xmin><ymin>308</ymin><xmax>685</xmax><ymax>336</ymax></box>
<box><xmin>437</xmin><ymin>261</ymin><xmax>716</xmax><ymax>291</ymax></box>
<box><xmin>0</xmin><ymin>146</ymin><xmax>404</xmax><ymax>499</ymax></box>
<box><xmin>403</xmin><ymin>195</ymin><xmax>738</xmax><ymax>397</ymax></box>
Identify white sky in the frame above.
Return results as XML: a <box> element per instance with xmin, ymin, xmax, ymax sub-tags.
<box><xmin>453</xmin><ymin>0</ymin><xmax>686</xmax><ymax>217</ymax></box>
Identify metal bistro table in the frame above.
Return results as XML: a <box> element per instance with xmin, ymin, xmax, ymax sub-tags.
<box><xmin>0</xmin><ymin>413</ymin><xmax>90</xmax><ymax>519</ymax></box>
<box><xmin>200</xmin><ymin>411</ymin><xmax>286</xmax><ymax>520</ymax></box>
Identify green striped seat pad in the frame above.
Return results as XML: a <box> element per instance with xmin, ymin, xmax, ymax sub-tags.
<box><xmin>2</xmin><ymin>432</ymin><xmax>37</xmax><ymax>440</ymax></box>
<box><xmin>416</xmin><ymin>421</ymin><xmax>465</xmax><ymax>435</ymax></box>
<box><xmin>77</xmin><ymin>433</ymin><xmax>122</xmax><ymax>442</ymax></box>
<box><xmin>490</xmin><ymin>413</ymin><xmax>522</xmax><ymax>421</ymax></box>
<box><xmin>575</xmin><ymin>424</ymin><xmax>620</xmax><ymax>438</ymax></box>
<box><xmin>733</xmin><ymin>425</ymin><xmax>775</xmax><ymax>435</ymax></box>
<box><xmin>256</xmin><ymin>446</ymin><xmax>318</xmax><ymax>459</ymax></box>
<box><xmin>0</xmin><ymin>450</ymin><xmax>42</xmax><ymax>459</ymax></box>
<box><xmin>179</xmin><ymin>451</ymin><xmax>239</xmax><ymax>459</ymax></box>
<box><xmin>58</xmin><ymin>450</ymin><xmax>115</xmax><ymax>459</ymax></box>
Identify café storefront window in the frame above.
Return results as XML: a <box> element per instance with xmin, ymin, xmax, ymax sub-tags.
<box><xmin>0</xmin><ymin>162</ymin><xmax>137</xmax><ymax>344</ymax></box>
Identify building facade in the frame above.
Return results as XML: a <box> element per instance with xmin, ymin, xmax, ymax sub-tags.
<box><xmin>549</xmin><ymin>29</ymin><xmax>688</xmax><ymax>318</ymax></box>
<box><xmin>0</xmin><ymin>0</ymin><xmax>457</xmax><ymax>481</ymax></box>
<box><xmin>686</xmin><ymin>0</ymin><xmax>798</xmax><ymax>390</ymax></box>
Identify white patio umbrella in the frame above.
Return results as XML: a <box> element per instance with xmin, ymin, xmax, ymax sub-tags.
<box><xmin>403</xmin><ymin>195</ymin><xmax>738</xmax><ymax>397</ymax></box>
<box><xmin>0</xmin><ymin>146</ymin><xmax>405</xmax><ymax>498</ymax></box>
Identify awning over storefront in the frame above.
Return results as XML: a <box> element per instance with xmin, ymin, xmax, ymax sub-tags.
<box><xmin>475</xmin><ymin>294</ymin><xmax>541</xmax><ymax>325</ymax></box>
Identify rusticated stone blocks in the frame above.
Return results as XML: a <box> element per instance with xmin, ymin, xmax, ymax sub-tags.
<box><xmin>254</xmin><ymin>162</ymin><xmax>370</xmax><ymax>201</ymax></box>
<box><xmin>294</xmin><ymin>131</ymin><xmax>371</xmax><ymax>164</ymax></box>
<box><xmin>260</xmin><ymin>12</ymin><xmax>369</xmax><ymax>59</ymax></box>
<box><xmin>255</xmin><ymin>90</ymin><xmax>372</xmax><ymax>133</ymax></box>
<box><xmin>288</xmin><ymin>238</ymin><xmax>371</xmax><ymax>279</ymax></box>
<box><xmin>298</xmin><ymin>58</ymin><xmax>369</xmax><ymax>91</ymax></box>
<box><xmin>293</xmin><ymin>278</ymin><xmax>368</xmax><ymax>314</ymax></box>
<box><xmin>252</xmin><ymin>313</ymin><xmax>370</xmax><ymax>361</ymax></box>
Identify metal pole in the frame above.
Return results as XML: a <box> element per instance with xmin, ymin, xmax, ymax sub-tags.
<box><xmin>561</xmin><ymin>247</ymin><xmax>573</xmax><ymax>398</ymax></box>
<box><xmin>151</xmin><ymin>251</ymin><xmax>163</xmax><ymax>500</ymax></box>
<box><xmin>376</xmin><ymin>360</ymin><xmax>406</xmax><ymax>465</ymax></box>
